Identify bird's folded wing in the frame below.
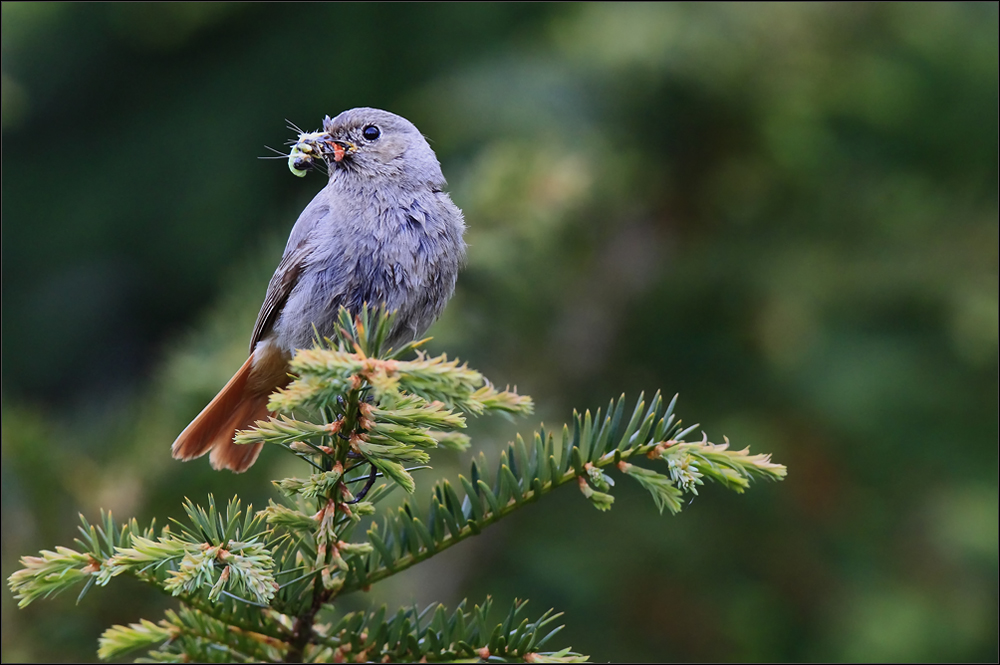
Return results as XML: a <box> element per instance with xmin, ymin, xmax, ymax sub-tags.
<box><xmin>250</xmin><ymin>239</ymin><xmax>312</xmax><ymax>351</ymax></box>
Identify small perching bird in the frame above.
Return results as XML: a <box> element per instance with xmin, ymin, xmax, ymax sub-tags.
<box><xmin>171</xmin><ymin>108</ymin><xmax>466</xmax><ymax>472</ymax></box>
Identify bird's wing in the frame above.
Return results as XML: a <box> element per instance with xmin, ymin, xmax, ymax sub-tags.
<box><xmin>249</xmin><ymin>191</ymin><xmax>335</xmax><ymax>352</ymax></box>
<box><xmin>249</xmin><ymin>238</ymin><xmax>313</xmax><ymax>352</ymax></box>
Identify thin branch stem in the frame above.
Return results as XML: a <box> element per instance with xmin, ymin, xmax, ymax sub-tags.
<box><xmin>217</xmin><ymin>589</ymin><xmax>272</xmax><ymax>609</ymax></box>
<box><xmin>338</xmin><ymin>442</ymin><xmax>659</xmax><ymax>595</ymax></box>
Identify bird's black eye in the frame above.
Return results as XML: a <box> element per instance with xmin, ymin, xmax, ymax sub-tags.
<box><xmin>362</xmin><ymin>125</ymin><xmax>381</xmax><ymax>141</ymax></box>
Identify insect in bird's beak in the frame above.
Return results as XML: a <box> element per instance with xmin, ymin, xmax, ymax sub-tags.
<box><xmin>286</xmin><ymin>131</ymin><xmax>357</xmax><ymax>177</ymax></box>
<box><xmin>287</xmin><ymin>130</ymin><xmax>327</xmax><ymax>177</ymax></box>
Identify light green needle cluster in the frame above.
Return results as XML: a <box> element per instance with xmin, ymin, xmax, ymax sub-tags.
<box><xmin>97</xmin><ymin>619</ymin><xmax>176</xmax><ymax>661</ymax></box>
<box><xmin>99</xmin><ymin>607</ymin><xmax>288</xmax><ymax>662</ymax></box>
<box><xmin>270</xmin><ymin>348</ymin><xmax>532</xmax><ymax>419</ymax></box>
<box><xmin>7</xmin><ymin>546</ymin><xmax>100</xmax><ymax>609</ymax></box>
<box><xmin>274</xmin><ymin>467</ymin><xmax>343</xmax><ymax>498</ymax></box>
<box><xmin>91</xmin><ymin>497</ymin><xmax>278</xmax><ymax>605</ymax></box>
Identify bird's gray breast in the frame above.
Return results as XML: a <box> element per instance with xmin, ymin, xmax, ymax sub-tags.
<box><xmin>274</xmin><ymin>186</ymin><xmax>465</xmax><ymax>351</ymax></box>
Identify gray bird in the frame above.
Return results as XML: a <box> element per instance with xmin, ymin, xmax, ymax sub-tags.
<box><xmin>171</xmin><ymin>108</ymin><xmax>466</xmax><ymax>472</ymax></box>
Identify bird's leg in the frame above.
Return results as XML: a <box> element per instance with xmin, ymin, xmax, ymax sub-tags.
<box><xmin>345</xmin><ymin>463</ymin><xmax>378</xmax><ymax>504</ymax></box>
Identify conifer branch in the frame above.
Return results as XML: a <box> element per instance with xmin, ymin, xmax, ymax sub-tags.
<box><xmin>339</xmin><ymin>392</ymin><xmax>785</xmax><ymax>592</ymax></box>
<box><xmin>6</xmin><ymin>305</ymin><xmax>785</xmax><ymax>663</ymax></box>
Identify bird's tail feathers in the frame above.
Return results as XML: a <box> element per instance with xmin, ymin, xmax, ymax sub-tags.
<box><xmin>170</xmin><ymin>352</ymin><xmax>269</xmax><ymax>473</ymax></box>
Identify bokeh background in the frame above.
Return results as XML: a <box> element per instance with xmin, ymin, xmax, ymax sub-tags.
<box><xmin>2</xmin><ymin>3</ymin><xmax>997</xmax><ymax>662</ymax></box>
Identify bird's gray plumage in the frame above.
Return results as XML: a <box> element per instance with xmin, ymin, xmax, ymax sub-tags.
<box><xmin>251</xmin><ymin>108</ymin><xmax>466</xmax><ymax>353</ymax></box>
<box><xmin>173</xmin><ymin>108</ymin><xmax>463</xmax><ymax>473</ymax></box>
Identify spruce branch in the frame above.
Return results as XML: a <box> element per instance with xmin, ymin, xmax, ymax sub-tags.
<box><xmin>97</xmin><ymin>618</ymin><xmax>177</xmax><ymax>661</ymax></box>
<box><xmin>617</xmin><ymin>462</ymin><xmax>685</xmax><ymax>514</ymax></box>
<box><xmin>100</xmin><ymin>606</ymin><xmax>287</xmax><ymax>662</ymax></box>
<box><xmin>307</xmin><ymin>597</ymin><xmax>586</xmax><ymax>663</ymax></box>
<box><xmin>92</xmin><ymin>496</ymin><xmax>279</xmax><ymax>605</ymax></box>
<box><xmin>8</xmin><ymin>546</ymin><xmax>102</xmax><ymax>609</ymax></box>
<box><xmin>7</xmin><ymin>305</ymin><xmax>786</xmax><ymax>663</ymax></box>
<box><xmin>338</xmin><ymin>392</ymin><xmax>785</xmax><ymax>592</ymax></box>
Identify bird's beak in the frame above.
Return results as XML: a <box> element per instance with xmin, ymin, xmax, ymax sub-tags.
<box><xmin>326</xmin><ymin>139</ymin><xmax>357</xmax><ymax>163</ymax></box>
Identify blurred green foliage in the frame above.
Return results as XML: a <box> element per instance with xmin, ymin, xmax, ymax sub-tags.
<box><xmin>2</xmin><ymin>3</ymin><xmax>996</xmax><ymax>662</ymax></box>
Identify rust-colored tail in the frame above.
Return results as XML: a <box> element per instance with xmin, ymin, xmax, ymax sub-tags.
<box><xmin>171</xmin><ymin>350</ymin><xmax>285</xmax><ymax>473</ymax></box>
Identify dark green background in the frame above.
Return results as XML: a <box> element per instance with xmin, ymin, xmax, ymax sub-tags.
<box><xmin>2</xmin><ymin>3</ymin><xmax>997</xmax><ymax>662</ymax></box>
